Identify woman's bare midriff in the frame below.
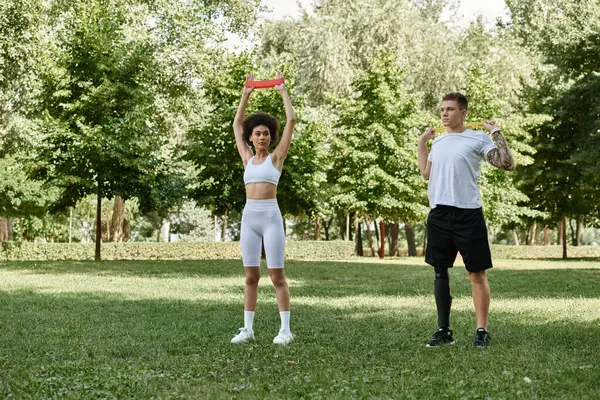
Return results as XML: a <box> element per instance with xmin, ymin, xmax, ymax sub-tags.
<box><xmin>246</xmin><ymin>182</ymin><xmax>277</xmax><ymax>200</ymax></box>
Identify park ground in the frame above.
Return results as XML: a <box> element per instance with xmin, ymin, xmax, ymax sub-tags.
<box><xmin>0</xmin><ymin>258</ymin><xmax>598</xmax><ymax>399</ymax></box>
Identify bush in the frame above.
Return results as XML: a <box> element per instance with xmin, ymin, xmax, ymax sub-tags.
<box><xmin>0</xmin><ymin>241</ymin><xmax>356</xmax><ymax>261</ymax></box>
<box><xmin>490</xmin><ymin>244</ymin><xmax>600</xmax><ymax>259</ymax></box>
<box><xmin>1</xmin><ymin>241</ymin><xmax>599</xmax><ymax>261</ymax></box>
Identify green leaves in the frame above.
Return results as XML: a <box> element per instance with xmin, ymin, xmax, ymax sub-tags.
<box><xmin>0</xmin><ymin>155</ymin><xmax>58</xmax><ymax>218</ymax></box>
<box><xmin>332</xmin><ymin>53</ymin><xmax>426</xmax><ymax>222</ymax></box>
<box><xmin>507</xmin><ymin>0</ymin><xmax>600</xmax><ymax>231</ymax></box>
<box><xmin>28</xmin><ymin>0</ymin><xmax>207</xmax><ymax>215</ymax></box>
<box><xmin>185</xmin><ymin>51</ymin><xmax>326</xmax><ymax>219</ymax></box>
<box><xmin>462</xmin><ymin>62</ymin><xmax>543</xmax><ymax>226</ymax></box>
<box><xmin>507</xmin><ymin>0</ymin><xmax>600</xmax><ymax>77</ymax></box>
<box><xmin>1</xmin><ymin>0</ymin><xmax>598</xmax><ymax>246</ymax></box>
<box><xmin>184</xmin><ymin>53</ymin><xmax>252</xmax><ymax>215</ymax></box>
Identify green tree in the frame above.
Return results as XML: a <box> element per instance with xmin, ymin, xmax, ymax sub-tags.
<box><xmin>0</xmin><ymin>0</ymin><xmax>49</xmax><ymax>236</ymax></box>
<box><xmin>333</xmin><ymin>53</ymin><xmax>427</xmax><ymax>255</ymax></box>
<box><xmin>260</xmin><ymin>0</ymin><xmax>484</xmax><ymax>110</ymax></box>
<box><xmin>506</xmin><ymin>0</ymin><xmax>600</xmax><ymax>77</ymax></box>
<box><xmin>258</xmin><ymin>1</ymin><xmax>541</xmax><ymax>250</ymax></box>
<box><xmin>185</xmin><ymin>52</ymin><xmax>325</xmax><ymax>234</ymax></box>
<box><xmin>30</xmin><ymin>0</ymin><xmax>250</xmax><ymax>259</ymax></box>
<box><xmin>185</xmin><ymin>53</ymin><xmax>253</xmax><ymax>234</ymax></box>
<box><xmin>0</xmin><ymin>0</ymin><xmax>46</xmax><ymax>155</ymax></box>
<box><xmin>0</xmin><ymin>156</ymin><xmax>60</xmax><ymax>240</ymax></box>
<box><xmin>462</xmin><ymin>62</ymin><xmax>544</xmax><ymax>227</ymax></box>
<box><xmin>506</xmin><ymin>0</ymin><xmax>600</xmax><ymax>257</ymax></box>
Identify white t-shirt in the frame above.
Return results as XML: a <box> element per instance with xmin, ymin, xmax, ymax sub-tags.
<box><xmin>427</xmin><ymin>129</ymin><xmax>497</xmax><ymax>209</ymax></box>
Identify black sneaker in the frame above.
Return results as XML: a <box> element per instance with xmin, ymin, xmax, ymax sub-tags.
<box><xmin>474</xmin><ymin>328</ymin><xmax>490</xmax><ymax>348</ymax></box>
<box><xmin>425</xmin><ymin>328</ymin><xmax>455</xmax><ymax>347</ymax></box>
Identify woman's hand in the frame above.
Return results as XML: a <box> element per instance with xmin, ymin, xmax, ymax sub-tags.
<box><xmin>243</xmin><ymin>73</ymin><xmax>255</xmax><ymax>96</ymax></box>
<box><xmin>274</xmin><ymin>71</ymin><xmax>286</xmax><ymax>92</ymax></box>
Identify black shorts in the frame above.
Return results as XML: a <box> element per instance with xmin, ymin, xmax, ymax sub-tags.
<box><xmin>425</xmin><ymin>205</ymin><xmax>493</xmax><ymax>272</ymax></box>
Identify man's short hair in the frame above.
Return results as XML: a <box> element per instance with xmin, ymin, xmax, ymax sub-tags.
<box><xmin>442</xmin><ymin>92</ymin><xmax>468</xmax><ymax>110</ymax></box>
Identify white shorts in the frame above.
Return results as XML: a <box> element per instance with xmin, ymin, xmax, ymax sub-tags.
<box><xmin>240</xmin><ymin>199</ymin><xmax>285</xmax><ymax>268</ymax></box>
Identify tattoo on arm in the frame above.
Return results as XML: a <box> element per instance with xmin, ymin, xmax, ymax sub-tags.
<box><xmin>487</xmin><ymin>131</ymin><xmax>515</xmax><ymax>170</ymax></box>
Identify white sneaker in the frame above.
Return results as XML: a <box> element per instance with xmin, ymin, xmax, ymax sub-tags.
<box><xmin>273</xmin><ymin>329</ymin><xmax>294</xmax><ymax>345</ymax></box>
<box><xmin>231</xmin><ymin>328</ymin><xmax>255</xmax><ymax>344</ymax></box>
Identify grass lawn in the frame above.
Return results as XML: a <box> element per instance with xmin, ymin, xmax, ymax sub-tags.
<box><xmin>0</xmin><ymin>258</ymin><xmax>598</xmax><ymax>399</ymax></box>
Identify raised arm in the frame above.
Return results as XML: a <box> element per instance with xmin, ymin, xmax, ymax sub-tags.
<box><xmin>271</xmin><ymin>72</ymin><xmax>296</xmax><ymax>168</ymax></box>
<box><xmin>417</xmin><ymin>127</ymin><xmax>435</xmax><ymax>180</ymax></box>
<box><xmin>232</xmin><ymin>74</ymin><xmax>255</xmax><ymax>166</ymax></box>
<box><xmin>483</xmin><ymin>120</ymin><xmax>515</xmax><ymax>171</ymax></box>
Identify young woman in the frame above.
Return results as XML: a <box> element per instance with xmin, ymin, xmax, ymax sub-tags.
<box><xmin>230</xmin><ymin>72</ymin><xmax>296</xmax><ymax>345</ymax></box>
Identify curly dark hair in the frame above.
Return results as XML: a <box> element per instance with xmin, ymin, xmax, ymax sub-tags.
<box><xmin>242</xmin><ymin>113</ymin><xmax>279</xmax><ymax>146</ymax></box>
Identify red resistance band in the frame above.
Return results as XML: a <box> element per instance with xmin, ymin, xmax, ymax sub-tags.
<box><xmin>244</xmin><ymin>77</ymin><xmax>285</xmax><ymax>89</ymax></box>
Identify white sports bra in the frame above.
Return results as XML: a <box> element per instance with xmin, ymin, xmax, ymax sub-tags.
<box><xmin>244</xmin><ymin>154</ymin><xmax>281</xmax><ymax>186</ymax></box>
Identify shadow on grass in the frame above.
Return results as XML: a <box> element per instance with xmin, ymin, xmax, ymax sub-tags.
<box><xmin>0</xmin><ymin>259</ymin><xmax>244</xmax><ymax>277</ymax></box>
<box><xmin>0</xmin><ymin>289</ymin><xmax>597</xmax><ymax>399</ymax></box>
<box><xmin>289</xmin><ymin>263</ymin><xmax>600</xmax><ymax>299</ymax></box>
<box><xmin>1</xmin><ymin>260</ymin><xmax>599</xmax><ymax>300</ymax></box>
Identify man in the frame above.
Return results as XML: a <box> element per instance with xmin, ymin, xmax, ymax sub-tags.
<box><xmin>417</xmin><ymin>92</ymin><xmax>514</xmax><ymax>348</ymax></box>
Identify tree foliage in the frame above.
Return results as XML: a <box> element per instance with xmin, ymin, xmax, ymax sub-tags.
<box><xmin>332</xmin><ymin>53</ymin><xmax>427</xmax><ymax>222</ymax></box>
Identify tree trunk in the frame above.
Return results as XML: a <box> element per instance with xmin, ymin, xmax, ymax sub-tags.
<box><xmin>513</xmin><ymin>230</ymin><xmax>520</xmax><ymax>246</ymax></box>
<box><xmin>20</xmin><ymin>216</ymin><xmax>24</xmax><ymax>242</ymax></box>
<box><xmin>385</xmin><ymin>223</ymin><xmax>393</xmax><ymax>253</ymax></box>
<box><xmin>123</xmin><ymin>219</ymin><xmax>131</xmax><ymax>242</ymax></box>
<box><xmin>355</xmin><ymin>213</ymin><xmax>363</xmax><ymax>256</ymax></box>
<box><xmin>214</xmin><ymin>215</ymin><xmax>218</xmax><ymax>242</ymax></box>
<box><xmin>323</xmin><ymin>219</ymin><xmax>330</xmax><ymax>241</ymax></box>
<box><xmin>405</xmin><ymin>222</ymin><xmax>417</xmax><ymax>256</ymax></box>
<box><xmin>346</xmin><ymin>213</ymin><xmax>350</xmax><ymax>241</ymax></box>
<box><xmin>530</xmin><ymin>222</ymin><xmax>537</xmax><ymax>245</ymax></box>
<box><xmin>575</xmin><ymin>217</ymin><xmax>582</xmax><ymax>246</ymax></box>
<box><xmin>569</xmin><ymin>218</ymin><xmax>576</xmax><ymax>246</ymax></box>
<box><xmin>103</xmin><ymin>213</ymin><xmax>111</xmax><ymax>243</ymax></box>
<box><xmin>543</xmin><ymin>225</ymin><xmax>551</xmax><ymax>245</ymax></box>
<box><xmin>349</xmin><ymin>212</ymin><xmax>353</xmax><ymax>241</ymax></box>
<box><xmin>373</xmin><ymin>219</ymin><xmax>379</xmax><ymax>243</ymax></box>
<box><xmin>0</xmin><ymin>219</ymin><xmax>8</xmax><ymax>241</ymax></box>
<box><xmin>221</xmin><ymin>210</ymin><xmax>228</xmax><ymax>242</ymax></box>
<box><xmin>313</xmin><ymin>215</ymin><xmax>321</xmax><ymax>240</ymax></box>
<box><xmin>7</xmin><ymin>218</ymin><xmax>12</xmax><ymax>240</ymax></box>
<box><xmin>156</xmin><ymin>225</ymin><xmax>160</xmax><ymax>242</ymax></box>
<box><xmin>557</xmin><ymin>221</ymin><xmax>563</xmax><ymax>245</ymax></box>
<box><xmin>109</xmin><ymin>196</ymin><xmax>125</xmax><ymax>242</ymax></box>
<box><xmin>95</xmin><ymin>193</ymin><xmax>102</xmax><ymax>261</ymax></box>
<box><xmin>422</xmin><ymin>225</ymin><xmax>428</xmax><ymax>256</ymax></box>
<box><xmin>389</xmin><ymin>222</ymin><xmax>399</xmax><ymax>257</ymax></box>
<box><xmin>69</xmin><ymin>208</ymin><xmax>73</xmax><ymax>243</ymax></box>
<box><xmin>363</xmin><ymin>216</ymin><xmax>376</xmax><ymax>256</ymax></box>
<box><xmin>561</xmin><ymin>215</ymin><xmax>567</xmax><ymax>259</ymax></box>
<box><xmin>167</xmin><ymin>214</ymin><xmax>172</xmax><ymax>243</ymax></box>
<box><xmin>378</xmin><ymin>220</ymin><xmax>385</xmax><ymax>259</ymax></box>
<box><xmin>46</xmin><ymin>219</ymin><xmax>52</xmax><ymax>243</ymax></box>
